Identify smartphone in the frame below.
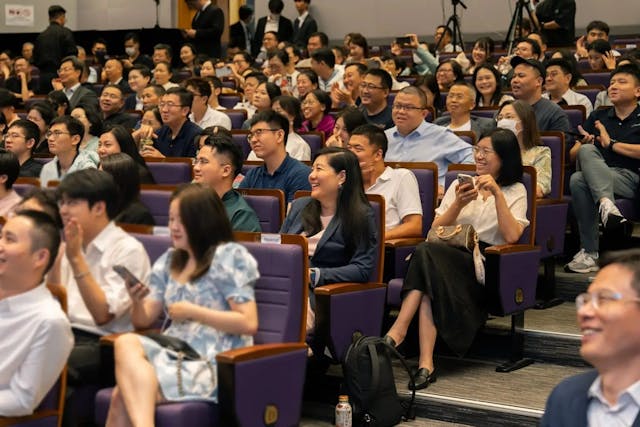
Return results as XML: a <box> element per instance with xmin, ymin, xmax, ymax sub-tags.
<box><xmin>215</xmin><ymin>66</ymin><xmax>232</xmax><ymax>78</ymax></box>
<box><xmin>457</xmin><ymin>173</ymin><xmax>474</xmax><ymax>187</ymax></box>
<box><xmin>395</xmin><ymin>36</ymin><xmax>411</xmax><ymax>46</ymax></box>
<box><xmin>113</xmin><ymin>265</ymin><xmax>142</xmax><ymax>288</ymax></box>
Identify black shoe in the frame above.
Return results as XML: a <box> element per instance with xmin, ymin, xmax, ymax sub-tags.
<box><xmin>408</xmin><ymin>367</ymin><xmax>436</xmax><ymax>390</ymax></box>
<box><xmin>383</xmin><ymin>335</ymin><xmax>396</xmax><ymax>347</ymax></box>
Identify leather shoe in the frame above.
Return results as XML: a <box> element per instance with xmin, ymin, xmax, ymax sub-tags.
<box><xmin>408</xmin><ymin>367</ymin><xmax>436</xmax><ymax>390</ymax></box>
<box><xmin>383</xmin><ymin>335</ymin><xmax>396</xmax><ymax>347</ymax></box>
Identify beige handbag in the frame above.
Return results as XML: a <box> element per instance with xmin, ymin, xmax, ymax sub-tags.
<box><xmin>426</xmin><ymin>224</ymin><xmax>486</xmax><ymax>285</ymax></box>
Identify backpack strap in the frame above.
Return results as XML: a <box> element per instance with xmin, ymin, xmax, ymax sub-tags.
<box><xmin>365</xmin><ymin>343</ymin><xmax>381</xmax><ymax>406</ymax></box>
<box><xmin>382</xmin><ymin>340</ymin><xmax>416</xmax><ymax>420</ymax></box>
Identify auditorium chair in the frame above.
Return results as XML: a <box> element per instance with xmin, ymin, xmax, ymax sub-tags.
<box><xmin>222</xmin><ymin>109</ymin><xmax>248</xmax><ymax>130</ymax></box>
<box><xmin>561</xmin><ymin>105</ymin><xmax>586</xmax><ymax>132</ymax></box>
<box><xmin>575</xmin><ymin>84</ymin><xmax>606</xmax><ymax>106</ymax></box>
<box><xmin>118</xmin><ymin>223</ymin><xmax>173</xmax><ymax>264</ymax></box>
<box><xmin>14</xmin><ymin>177</ymin><xmax>40</xmax><ymax>196</ymax></box>
<box><xmin>299</xmin><ymin>131</ymin><xmax>324</xmax><ymax>159</ymax></box>
<box><xmin>139</xmin><ymin>185</ymin><xmax>175</xmax><ymax>226</ymax></box>
<box><xmin>231</xmin><ymin>130</ymin><xmax>251</xmax><ymax>160</ymax></box>
<box><xmin>582</xmin><ymin>72</ymin><xmax>611</xmax><ymax>88</ymax></box>
<box><xmin>237</xmin><ymin>188</ymin><xmax>285</xmax><ymax>233</ymax></box>
<box><xmin>218</xmin><ymin>94</ymin><xmax>242</xmax><ymax>110</ymax></box>
<box><xmin>453</xmin><ymin>130</ymin><xmax>477</xmax><ymax>145</ymax></box>
<box><xmin>143</xmin><ymin>157</ymin><xmax>193</xmax><ymax>185</ymax></box>
<box><xmin>94</xmin><ymin>233</ymin><xmax>309</xmax><ymax>427</ymax></box>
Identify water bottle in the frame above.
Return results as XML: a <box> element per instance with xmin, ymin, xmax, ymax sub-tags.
<box><xmin>335</xmin><ymin>395</ymin><xmax>352</xmax><ymax>427</ymax></box>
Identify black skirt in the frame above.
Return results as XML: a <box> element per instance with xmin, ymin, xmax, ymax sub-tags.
<box><xmin>401</xmin><ymin>241</ymin><xmax>487</xmax><ymax>357</ymax></box>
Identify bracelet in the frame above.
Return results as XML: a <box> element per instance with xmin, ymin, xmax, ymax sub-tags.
<box><xmin>609</xmin><ymin>139</ymin><xmax>618</xmax><ymax>151</ymax></box>
<box><xmin>74</xmin><ymin>271</ymin><xmax>90</xmax><ymax>280</ymax></box>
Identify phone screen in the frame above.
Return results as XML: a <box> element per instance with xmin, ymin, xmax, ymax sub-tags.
<box><xmin>396</xmin><ymin>36</ymin><xmax>411</xmax><ymax>45</ymax></box>
<box><xmin>215</xmin><ymin>66</ymin><xmax>231</xmax><ymax>78</ymax></box>
<box><xmin>113</xmin><ymin>265</ymin><xmax>141</xmax><ymax>287</ymax></box>
<box><xmin>457</xmin><ymin>174</ymin><xmax>474</xmax><ymax>186</ymax></box>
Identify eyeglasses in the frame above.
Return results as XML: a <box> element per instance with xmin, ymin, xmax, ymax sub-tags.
<box><xmin>247</xmin><ymin>128</ymin><xmax>280</xmax><ymax>141</ymax></box>
<box><xmin>437</xmin><ymin>68</ymin><xmax>453</xmax><ymax>74</ymax></box>
<box><xmin>2</xmin><ymin>133</ymin><xmax>25</xmax><ymax>141</ymax></box>
<box><xmin>158</xmin><ymin>102</ymin><xmax>185</xmax><ymax>109</ymax></box>
<box><xmin>46</xmin><ymin>130</ymin><xmax>71</xmax><ymax>138</ymax></box>
<box><xmin>57</xmin><ymin>67</ymin><xmax>75</xmax><ymax>73</ymax></box>
<box><xmin>193</xmin><ymin>157</ymin><xmax>210</xmax><ymax>165</ymax></box>
<box><xmin>359</xmin><ymin>82</ymin><xmax>385</xmax><ymax>91</ymax></box>
<box><xmin>472</xmin><ymin>146</ymin><xmax>495</xmax><ymax>157</ymax></box>
<box><xmin>101</xmin><ymin>93</ymin><xmax>121</xmax><ymax>100</ymax></box>
<box><xmin>392</xmin><ymin>104</ymin><xmax>425</xmax><ymax>111</ymax></box>
<box><xmin>575</xmin><ymin>290</ymin><xmax>640</xmax><ymax>310</ymax></box>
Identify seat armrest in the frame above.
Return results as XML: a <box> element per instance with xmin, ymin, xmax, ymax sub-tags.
<box><xmin>385</xmin><ymin>237</ymin><xmax>424</xmax><ymax>248</ymax></box>
<box><xmin>216</xmin><ymin>343</ymin><xmax>307</xmax><ymax>364</ymax></box>
<box><xmin>314</xmin><ymin>282</ymin><xmax>386</xmax><ymax>296</ymax></box>
<box><xmin>485</xmin><ymin>244</ymin><xmax>538</xmax><ymax>255</ymax></box>
<box><xmin>0</xmin><ymin>410</ymin><xmax>58</xmax><ymax>427</ymax></box>
<box><xmin>537</xmin><ymin>198</ymin><xmax>568</xmax><ymax>206</ymax></box>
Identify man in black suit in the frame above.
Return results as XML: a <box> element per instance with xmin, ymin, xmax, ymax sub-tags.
<box><xmin>292</xmin><ymin>0</ymin><xmax>318</xmax><ymax>50</ymax></box>
<box><xmin>229</xmin><ymin>5</ymin><xmax>254</xmax><ymax>54</ymax></box>
<box><xmin>542</xmin><ymin>249</ymin><xmax>640</xmax><ymax>427</ymax></box>
<box><xmin>33</xmin><ymin>5</ymin><xmax>77</xmax><ymax>94</ymax></box>
<box><xmin>183</xmin><ymin>0</ymin><xmax>225</xmax><ymax>59</ymax></box>
<box><xmin>252</xmin><ymin>0</ymin><xmax>293</xmax><ymax>55</ymax></box>
<box><xmin>54</xmin><ymin>56</ymin><xmax>98</xmax><ymax>111</ymax></box>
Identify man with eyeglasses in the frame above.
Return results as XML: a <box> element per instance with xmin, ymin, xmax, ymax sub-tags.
<box><xmin>39</xmin><ymin>116</ymin><xmax>96</xmax><ymax>186</ymax></box>
<box><xmin>347</xmin><ymin>124</ymin><xmax>422</xmax><ymax>240</ymax></box>
<box><xmin>238</xmin><ymin>110</ymin><xmax>310</xmax><ymax>203</ymax></box>
<box><xmin>358</xmin><ymin>69</ymin><xmax>395</xmax><ymax>130</ymax></box>
<box><xmin>385</xmin><ymin>86</ymin><xmax>473</xmax><ymax>194</ymax></box>
<box><xmin>193</xmin><ymin>132</ymin><xmax>260</xmax><ymax>231</ymax></box>
<box><xmin>99</xmin><ymin>85</ymin><xmax>137</xmax><ymax>130</ymax></box>
<box><xmin>542</xmin><ymin>58</ymin><xmax>593</xmax><ymax>116</ymax></box>
<box><xmin>434</xmin><ymin>81</ymin><xmax>496</xmax><ymax>138</ymax></box>
<box><xmin>139</xmin><ymin>87</ymin><xmax>202</xmax><ymax>158</ymax></box>
<box><xmin>542</xmin><ymin>249</ymin><xmax>640</xmax><ymax>426</ymax></box>
<box><xmin>52</xmin><ymin>56</ymin><xmax>98</xmax><ymax>110</ymax></box>
<box><xmin>0</xmin><ymin>148</ymin><xmax>22</xmax><ymax>217</ymax></box>
<box><xmin>4</xmin><ymin>119</ymin><xmax>42</xmax><ymax>178</ymax></box>
<box><xmin>310</xmin><ymin>48</ymin><xmax>343</xmax><ymax>93</ymax></box>
<box><xmin>184</xmin><ymin>77</ymin><xmax>231</xmax><ymax>130</ymax></box>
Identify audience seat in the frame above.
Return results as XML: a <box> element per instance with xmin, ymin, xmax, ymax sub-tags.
<box><xmin>299</xmin><ymin>131</ymin><xmax>324</xmax><ymax>159</ymax></box>
<box><xmin>241</xmin><ymin>160</ymin><xmax>265</xmax><ymax>177</ymax></box>
<box><xmin>118</xmin><ymin>223</ymin><xmax>173</xmax><ymax>264</ymax></box>
<box><xmin>94</xmin><ymin>233</ymin><xmax>309</xmax><ymax>427</ymax></box>
<box><xmin>453</xmin><ymin>130</ymin><xmax>477</xmax><ymax>145</ymax></box>
<box><xmin>582</xmin><ymin>72</ymin><xmax>611</xmax><ymax>88</ymax></box>
<box><xmin>14</xmin><ymin>177</ymin><xmax>41</xmax><ymax>196</ymax></box>
<box><xmin>561</xmin><ymin>105</ymin><xmax>586</xmax><ymax>132</ymax></box>
<box><xmin>139</xmin><ymin>187</ymin><xmax>174</xmax><ymax>226</ymax></box>
<box><xmin>219</xmin><ymin>94</ymin><xmax>242</xmax><ymax>110</ymax></box>
<box><xmin>236</xmin><ymin>188</ymin><xmax>286</xmax><ymax>233</ymax></box>
<box><xmin>222</xmin><ymin>109</ymin><xmax>248</xmax><ymax>130</ymax></box>
<box><xmin>574</xmin><ymin>84</ymin><xmax>606</xmax><ymax>106</ymax></box>
<box><xmin>143</xmin><ymin>157</ymin><xmax>193</xmax><ymax>185</ymax></box>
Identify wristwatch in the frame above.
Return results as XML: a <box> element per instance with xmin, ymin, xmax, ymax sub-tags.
<box><xmin>609</xmin><ymin>139</ymin><xmax>618</xmax><ymax>151</ymax></box>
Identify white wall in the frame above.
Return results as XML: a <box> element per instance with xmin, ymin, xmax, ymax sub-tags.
<box><xmin>75</xmin><ymin>0</ymin><xmax>174</xmax><ymax>30</ymax></box>
<box><xmin>252</xmin><ymin>0</ymin><xmax>640</xmax><ymax>42</ymax></box>
<box><xmin>0</xmin><ymin>0</ymin><xmax>77</xmax><ymax>33</ymax></box>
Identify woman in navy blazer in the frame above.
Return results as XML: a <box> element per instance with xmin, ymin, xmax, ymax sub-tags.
<box><xmin>281</xmin><ymin>146</ymin><xmax>377</xmax><ymax>292</ymax></box>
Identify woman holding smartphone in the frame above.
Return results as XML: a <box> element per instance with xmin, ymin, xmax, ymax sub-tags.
<box><xmin>105</xmin><ymin>184</ymin><xmax>259</xmax><ymax>426</ymax></box>
<box><xmin>384</xmin><ymin>129</ymin><xmax>529</xmax><ymax>391</ymax></box>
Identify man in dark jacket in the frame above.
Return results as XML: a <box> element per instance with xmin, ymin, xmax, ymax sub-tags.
<box><xmin>183</xmin><ymin>0</ymin><xmax>225</xmax><ymax>59</ymax></box>
<box><xmin>33</xmin><ymin>5</ymin><xmax>77</xmax><ymax>94</ymax></box>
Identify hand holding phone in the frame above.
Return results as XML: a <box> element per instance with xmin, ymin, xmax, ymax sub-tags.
<box><xmin>113</xmin><ymin>265</ymin><xmax>149</xmax><ymax>300</ymax></box>
<box><xmin>457</xmin><ymin>173</ymin><xmax>474</xmax><ymax>187</ymax></box>
<box><xmin>395</xmin><ymin>36</ymin><xmax>411</xmax><ymax>46</ymax></box>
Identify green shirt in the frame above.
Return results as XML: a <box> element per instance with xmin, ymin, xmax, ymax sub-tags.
<box><xmin>223</xmin><ymin>189</ymin><xmax>261</xmax><ymax>232</ymax></box>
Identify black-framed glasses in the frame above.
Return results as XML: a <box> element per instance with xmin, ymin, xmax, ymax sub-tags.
<box><xmin>247</xmin><ymin>128</ymin><xmax>280</xmax><ymax>141</ymax></box>
<box><xmin>359</xmin><ymin>82</ymin><xmax>385</xmax><ymax>91</ymax></box>
<box><xmin>575</xmin><ymin>290</ymin><xmax>640</xmax><ymax>310</ymax></box>
<box><xmin>158</xmin><ymin>102</ymin><xmax>185</xmax><ymax>109</ymax></box>
<box><xmin>46</xmin><ymin>130</ymin><xmax>71</xmax><ymax>138</ymax></box>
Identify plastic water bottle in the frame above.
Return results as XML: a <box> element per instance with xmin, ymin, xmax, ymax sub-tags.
<box><xmin>335</xmin><ymin>395</ymin><xmax>352</xmax><ymax>427</ymax></box>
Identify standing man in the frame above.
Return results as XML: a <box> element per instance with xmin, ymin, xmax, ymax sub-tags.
<box><xmin>229</xmin><ymin>5</ymin><xmax>254</xmax><ymax>54</ymax></box>
<box><xmin>534</xmin><ymin>0</ymin><xmax>576</xmax><ymax>48</ymax></box>
<box><xmin>34</xmin><ymin>5</ymin><xmax>77</xmax><ymax>94</ymax></box>
<box><xmin>292</xmin><ymin>0</ymin><xmax>318</xmax><ymax>50</ymax></box>
<box><xmin>253</xmin><ymin>0</ymin><xmax>293</xmax><ymax>55</ymax></box>
<box><xmin>0</xmin><ymin>210</ymin><xmax>73</xmax><ymax>417</ymax></box>
<box><xmin>542</xmin><ymin>249</ymin><xmax>640</xmax><ymax>426</ymax></box>
<box><xmin>183</xmin><ymin>0</ymin><xmax>225</xmax><ymax>59</ymax></box>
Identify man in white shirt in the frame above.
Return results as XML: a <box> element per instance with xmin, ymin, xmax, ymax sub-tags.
<box><xmin>542</xmin><ymin>249</ymin><xmax>640</xmax><ymax>426</ymax></box>
<box><xmin>184</xmin><ymin>77</ymin><xmax>232</xmax><ymax>130</ymax></box>
<box><xmin>311</xmin><ymin>48</ymin><xmax>344</xmax><ymax>92</ymax></box>
<box><xmin>0</xmin><ymin>210</ymin><xmax>73</xmax><ymax>417</ymax></box>
<box><xmin>542</xmin><ymin>58</ymin><xmax>594</xmax><ymax>116</ymax></box>
<box><xmin>347</xmin><ymin>124</ymin><xmax>423</xmax><ymax>240</ymax></box>
<box><xmin>48</xmin><ymin>169</ymin><xmax>150</xmax><ymax>387</ymax></box>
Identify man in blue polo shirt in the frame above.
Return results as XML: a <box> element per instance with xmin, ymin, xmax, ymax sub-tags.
<box><xmin>239</xmin><ymin>110</ymin><xmax>311</xmax><ymax>202</ymax></box>
<box><xmin>140</xmin><ymin>87</ymin><xmax>201</xmax><ymax>158</ymax></box>
<box><xmin>566</xmin><ymin>64</ymin><xmax>640</xmax><ymax>273</ymax></box>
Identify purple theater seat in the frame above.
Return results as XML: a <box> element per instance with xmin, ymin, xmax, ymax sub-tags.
<box><xmin>386</xmin><ymin>91</ymin><xmax>397</xmax><ymax>107</ymax></box>
<box><xmin>219</xmin><ymin>95</ymin><xmax>241</xmax><ymax>110</ymax></box>
<box><xmin>237</xmin><ymin>188</ymin><xmax>285</xmax><ymax>233</ymax></box>
<box><xmin>139</xmin><ymin>189</ymin><xmax>172</xmax><ymax>226</ymax></box>
<box><xmin>561</xmin><ymin>105</ymin><xmax>586</xmax><ymax>132</ymax></box>
<box><xmin>14</xmin><ymin>177</ymin><xmax>41</xmax><ymax>196</ymax></box>
<box><xmin>240</xmin><ymin>160</ymin><xmax>263</xmax><ymax>177</ymax></box>
<box><xmin>299</xmin><ymin>131</ymin><xmax>324</xmax><ymax>159</ymax></box>
<box><xmin>582</xmin><ymin>72</ymin><xmax>610</xmax><ymax>88</ymax></box>
<box><xmin>454</xmin><ymin>130</ymin><xmax>477</xmax><ymax>145</ymax></box>
<box><xmin>575</xmin><ymin>85</ymin><xmax>605</xmax><ymax>106</ymax></box>
<box><xmin>144</xmin><ymin>159</ymin><xmax>193</xmax><ymax>185</ymax></box>
<box><xmin>222</xmin><ymin>109</ymin><xmax>248</xmax><ymax>130</ymax></box>
<box><xmin>95</xmin><ymin>233</ymin><xmax>309</xmax><ymax>427</ymax></box>
<box><xmin>471</xmin><ymin>107</ymin><xmax>499</xmax><ymax>119</ymax></box>
<box><xmin>231</xmin><ymin>131</ymin><xmax>251</xmax><ymax>159</ymax></box>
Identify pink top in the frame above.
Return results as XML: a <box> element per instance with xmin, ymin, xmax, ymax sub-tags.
<box><xmin>302</xmin><ymin>114</ymin><xmax>336</xmax><ymax>139</ymax></box>
<box><xmin>0</xmin><ymin>190</ymin><xmax>22</xmax><ymax>218</ymax></box>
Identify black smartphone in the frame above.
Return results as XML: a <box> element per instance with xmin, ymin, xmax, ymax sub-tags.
<box><xmin>396</xmin><ymin>36</ymin><xmax>411</xmax><ymax>46</ymax></box>
<box><xmin>113</xmin><ymin>265</ymin><xmax>141</xmax><ymax>288</ymax></box>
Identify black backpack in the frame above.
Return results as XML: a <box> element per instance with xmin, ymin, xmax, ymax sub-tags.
<box><xmin>342</xmin><ymin>333</ymin><xmax>416</xmax><ymax>426</ymax></box>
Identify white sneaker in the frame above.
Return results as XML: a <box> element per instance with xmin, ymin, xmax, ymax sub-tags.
<box><xmin>599</xmin><ymin>198</ymin><xmax>626</xmax><ymax>230</ymax></box>
<box><xmin>565</xmin><ymin>249</ymin><xmax>599</xmax><ymax>274</ymax></box>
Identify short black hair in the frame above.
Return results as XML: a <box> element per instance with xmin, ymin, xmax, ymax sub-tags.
<box><xmin>311</xmin><ymin>48</ymin><xmax>336</xmax><ymax>68</ymax></box>
<box><xmin>57</xmin><ymin>169</ymin><xmax>120</xmax><ymax>219</ymax></box>
<box><xmin>268</xmin><ymin>0</ymin><xmax>284</xmax><ymax>14</ymax></box>
<box><xmin>351</xmin><ymin>124</ymin><xmax>389</xmax><ymax>157</ymax></box>
<box><xmin>586</xmin><ymin>20</ymin><xmax>610</xmax><ymax>35</ymax></box>
<box><xmin>517</xmin><ymin>38</ymin><xmax>541</xmax><ymax>57</ymax></box>
<box><xmin>336</xmin><ymin>106</ymin><xmax>368</xmax><ymax>134</ymax></box>
<box><xmin>184</xmin><ymin>77</ymin><xmax>212</xmax><ymax>99</ymax></box>
<box><xmin>164</xmin><ymin>87</ymin><xmax>193</xmax><ymax>112</ymax></box>
<box><xmin>60</xmin><ymin>55</ymin><xmax>83</xmax><ymax>73</ymax></box>
<box><xmin>364</xmin><ymin>68</ymin><xmax>393</xmax><ymax>91</ymax></box>
<box><xmin>437</xmin><ymin>25</ymin><xmax>453</xmax><ymax>38</ymax></box>
<box><xmin>14</xmin><ymin>209</ymin><xmax>61</xmax><ymax>274</ymax></box>
<box><xmin>9</xmin><ymin>119</ymin><xmax>40</xmax><ymax>147</ymax></box>
<box><xmin>75</xmin><ymin>103</ymin><xmax>104</xmax><ymax>137</ymax></box>
<box><xmin>263</xmin><ymin>31</ymin><xmax>280</xmax><ymax>43</ymax></box>
<box><xmin>48</xmin><ymin>5</ymin><xmax>66</xmax><ymax>19</ymax></box>
<box><xmin>0</xmin><ymin>88</ymin><xmax>16</xmax><ymax>108</ymax></box>
<box><xmin>28</xmin><ymin>101</ymin><xmax>55</xmax><ymax>126</ymax></box>
<box><xmin>308</xmin><ymin>32</ymin><xmax>329</xmax><ymax>47</ymax></box>
<box><xmin>249</xmin><ymin>110</ymin><xmax>289</xmax><ymax>145</ymax></box>
<box><xmin>267</xmin><ymin>49</ymin><xmax>290</xmax><ymax>66</ymax></box>
<box><xmin>273</xmin><ymin>95</ymin><xmax>303</xmax><ymax>129</ymax></box>
<box><xmin>124</xmin><ymin>32</ymin><xmax>140</xmax><ymax>44</ymax></box>
<box><xmin>588</xmin><ymin>39</ymin><xmax>612</xmax><ymax>55</ymax></box>
<box><xmin>50</xmin><ymin>115</ymin><xmax>85</xmax><ymax>142</ymax></box>
<box><xmin>17</xmin><ymin>188</ymin><xmax>63</xmax><ymax>229</ymax></box>
<box><xmin>244</xmin><ymin>72</ymin><xmax>268</xmax><ymax>86</ymax></box>
<box><xmin>545</xmin><ymin>58</ymin><xmax>573</xmax><ymax>76</ymax></box>
<box><xmin>488</xmin><ymin>128</ymin><xmax>523</xmax><ymax>186</ymax></box>
<box><xmin>154</xmin><ymin>43</ymin><xmax>173</xmax><ymax>59</ymax></box>
<box><xmin>130</xmin><ymin>64</ymin><xmax>152</xmax><ymax>79</ymax></box>
<box><xmin>599</xmin><ymin>249</ymin><xmax>640</xmax><ymax>296</ymax></box>
<box><xmin>239</xmin><ymin>5</ymin><xmax>253</xmax><ymax>20</ymax></box>
<box><xmin>0</xmin><ymin>148</ymin><xmax>20</xmax><ymax>190</ymax></box>
<box><xmin>345</xmin><ymin>62</ymin><xmax>367</xmax><ymax>76</ymax></box>
<box><xmin>611</xmin><ymin>63</ymin><xmax>640</xmax><ymax>86</ymax></box>
<box><xmin>202</xmin><ymin>135</ymin><xmax>244</xmax><ymax>178</ymax></box>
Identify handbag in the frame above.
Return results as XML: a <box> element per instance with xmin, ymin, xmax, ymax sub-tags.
<box><xmin>426</xmin><ymin>224</ymin><xmax>486</xmax><ymax>285</ymax></box>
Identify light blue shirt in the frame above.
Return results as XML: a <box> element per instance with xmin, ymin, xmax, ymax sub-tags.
<box><xmin>588</xmin><ymin>376</ymin><xmax>640</xmax><ymax>427</ymax></box>
<box><xmin>384</xmin><ymin>120</ymin><xmax>474</xmax><ymax>185</ymax></box>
